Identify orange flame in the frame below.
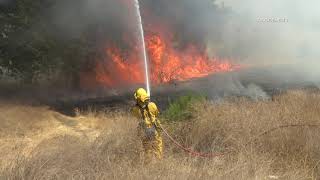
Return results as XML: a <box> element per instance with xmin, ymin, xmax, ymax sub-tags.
<box><xmin>80</xmin><ymin>29</ymin><xmax>238</xmax><ymax>89</ymax></box>
<box><xmin>145</xmin><ymin>33</ymin><xmax>236</xmax><ymax>84</ymax></box>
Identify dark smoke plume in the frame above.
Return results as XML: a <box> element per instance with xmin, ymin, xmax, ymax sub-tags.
<box><xmin>1</xmin><ymin>0</ymin><xmax>319</xmax><ymax>101</ymax></box>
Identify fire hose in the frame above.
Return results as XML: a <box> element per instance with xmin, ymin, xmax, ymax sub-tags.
<box><xmin>159</xmin><ymin>123</ymin><xmax>320</xmax><ymax>158</ymax></box>
<box><xmin>159</xmin><ymin>124</ymin><xmax>225</xmax><ymax>158</ymax></box>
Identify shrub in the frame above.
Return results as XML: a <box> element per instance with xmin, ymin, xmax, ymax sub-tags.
<box><xmin>162</xmin><ymin>92</ymin><xmax>206</xmax><ymax>122</ymax></box>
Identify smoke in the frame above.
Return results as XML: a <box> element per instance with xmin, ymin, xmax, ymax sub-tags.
<box><xmin>0</xmin><ymin>0</ymin><xmax>11</xmax><ymax>5</ymax></box>
<box><xmin>140</xmin><ymin>0</ymin><xmax>319</xmax><ymax>86</ymax></box>
<box><xmin>140</xmin><ymin>0</ymin><xmax>226</xmax><ymax>45</ymax></box>
<box><xmin>138</xmin><ymin>0</ymin><xmax>320</xmax><ymax>96</ymax></box>
<box><xmin>43</xmin><ymin>0</ymin><xmax>228</xmax><ymax>51</ymax></box>
<box><xmin>3</xmin><ymin>0</ymin><xmax>319</xmax><ymax>99</ymax></box>
<box><xmin>9</xmin><ymin>0</ymin><xmax>318</xmax><ymax>66</ymax></box>
<box><xmin>15</xmin><ymin>0</ymin><xmax>318</xmax><ymax>66</ymax></box>
<box><xmin>47</xmin><ymin>0</ymin><xmax>137</xmax><ymax>44</ymax></box>
<box><xmin>213</xmin><ymin>0</ymin><xmax>320</xmax><ymax>91</ymax></box>
<box><xmin>4</xmin><ymin>0</ymin><xmax>319</xmax><ymax>68</ymax></box>
<box><xmin>206</xmin><ymin>74</ymin><xmax>270</xmax><ymax>101</ymax></box>
<box><xmin>214</xmin><ymin>0</ymin><xmax>320</xmax><ymax>64</ymax></box>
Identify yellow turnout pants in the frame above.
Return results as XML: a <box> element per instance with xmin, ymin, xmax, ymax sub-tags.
<box><xmin>140</xmin><ymin>129</ymin><xmax>163</xmax><ymax>160</ymax></box>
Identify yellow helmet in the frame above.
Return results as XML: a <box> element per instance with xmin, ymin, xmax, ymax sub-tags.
<box><xmin>134</xmin><ymin>88</ymin><xmax>150</xmax><ymax>103</ymax></box>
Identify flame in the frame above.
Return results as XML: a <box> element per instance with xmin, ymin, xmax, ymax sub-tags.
<box><xmin>79</xmin><ymin>1</ymin><xmax>239</xmax><ymax>89</ymax></box>
<box><xmin>94</xmin><ymin>46</ymin><xmax>145</xmax><ymax>87</ymax></box>
<box><xmin>86</xmin><ymin>32</ymin><xmax>238</xmax><ymax>89</ymax></box>
<box><xmin>145</xmin><ymin>33</ymin><xmax>236</xmax><ymax>84</ymax></box>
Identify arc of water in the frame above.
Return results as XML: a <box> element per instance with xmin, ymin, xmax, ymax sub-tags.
<box><xmin>134</xmin><ymin>0</ymin><xmax>151</xmax><ymax>97</ymax></box>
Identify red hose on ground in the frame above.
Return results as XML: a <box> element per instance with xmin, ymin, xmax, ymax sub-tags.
<box><xmin>160</xmin><ymin>123</ymin><xmax>320</xmax><ymax>158</ymax></box>
<box><xmin>159</xmin><ymin>124</ymin><xmax>225</xmax><ymax>158</ymax></box>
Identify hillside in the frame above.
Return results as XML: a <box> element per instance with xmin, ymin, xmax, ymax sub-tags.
<box><xmin>0</xmin><ymin>90</ymin><xmax>320</xmax><ymax>179</ymax></box>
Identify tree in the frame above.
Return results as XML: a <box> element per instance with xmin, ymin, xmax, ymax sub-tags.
<box><xmin>0</xmin><ymin>0</ymin><xmax>91</xmax><ymax>88</ymax></box>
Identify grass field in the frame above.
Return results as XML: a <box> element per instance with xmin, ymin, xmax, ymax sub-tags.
<box><xmin>1</xmin><ymin>90</ymin><xmax>320</xmax><ymax>179</ymax></box>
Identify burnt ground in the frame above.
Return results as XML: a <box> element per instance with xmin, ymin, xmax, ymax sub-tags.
<box><xmin>0</xmin><ymin>65</ymin><xmax>318</xmax><ymax>116</ymax></box>
<box><xmin>49</xmin><ymin>65</ymin><xmax>320</xmax><ymax>116</ymax></box>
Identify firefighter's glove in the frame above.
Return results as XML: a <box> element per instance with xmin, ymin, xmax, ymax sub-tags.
<box><xmin>145</xmin><ymin>126</ymin><xmax>156</xmax><ymax>139</ymax></box>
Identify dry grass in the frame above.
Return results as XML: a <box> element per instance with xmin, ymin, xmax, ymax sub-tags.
<box><xmin>0</xmin><ymin>90</ymin><xmax>320</xmax><ymax>179</ymax></box>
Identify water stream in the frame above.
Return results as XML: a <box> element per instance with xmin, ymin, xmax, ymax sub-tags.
<box><xmin>134</xmin><ymin>0</ymin><xmax>151</xmax><ymax>96</ymax></box>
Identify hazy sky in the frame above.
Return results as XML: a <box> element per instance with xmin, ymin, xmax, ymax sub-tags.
<box><xmin>212</xmin><ymin>0</ymin><xmax>319</xmax><ymax>65</ymax></box>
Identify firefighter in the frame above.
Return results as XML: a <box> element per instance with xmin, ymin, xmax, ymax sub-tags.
<box><xmin>131</xmin><ymin>88</ymin><xmax>163</xmax><ymax>160</ymax></box>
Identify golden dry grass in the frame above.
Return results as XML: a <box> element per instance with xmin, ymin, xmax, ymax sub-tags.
<box><xmin>0</xmin><ymin>90</ymin><xmax>320</xmax><ymax>179</ymax></box>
